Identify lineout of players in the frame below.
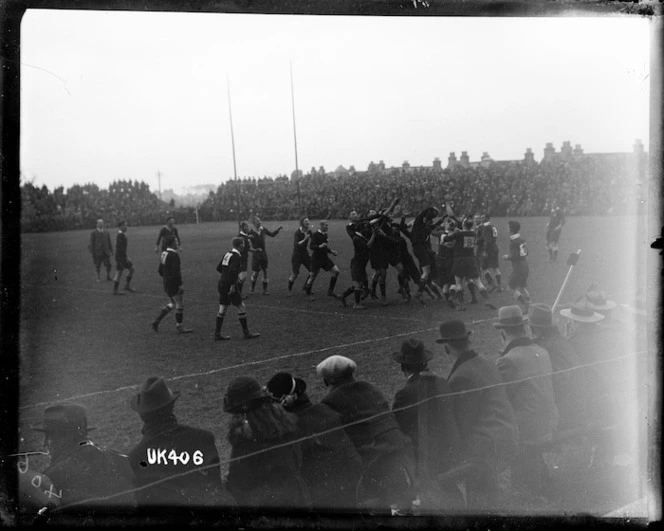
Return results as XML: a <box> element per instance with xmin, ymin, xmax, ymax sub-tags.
<box><xmin>98</xmin><ymin>199</ymin><xmax>554</xmax><ymax>339</ymax></box>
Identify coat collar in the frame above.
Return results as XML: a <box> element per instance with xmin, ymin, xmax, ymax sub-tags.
<box><xmin>510</xmin><ymin>233</ymin><xmax>521</xmax><ymax>240</ymax></box>
<box><xmin>501</xmin><ymin>336</ymin><xmax>533</xmax><ymax>356</ymax></box>
<box><xmin>448</xmin><ymin>349</ymin><xmax>478</xmax><ymax>379</ymax></box>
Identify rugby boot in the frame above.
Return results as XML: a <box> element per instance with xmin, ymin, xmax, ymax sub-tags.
<box><xmin>124</xmin><ymin>285</ymin><xmax>136</xmax><ymax>293</ymax></box>
<box><xmin>244</xmin><ymin>331</ymin><xmax>260</xmax><ymax>339</ymax></box>
<box><xmin>352</xmin><ymin>303</ymin><xmax>367</xmax><ymax>310</ymax></box>
<box><xmin>380</xmin><ymin>295</ymin><xmax>388</xmax><ymax>307</ymax></box>
<box><xmin>177</xmin><ymin>326</ymin><xmax>193</xmax><ymax>334</ymax></box>
<box><xmin>214</xmin><ymin>334</ymin><xmax>231</xmax><ymax>341</ymax></box>
<box><xmin>151</xmin><ymin>321</ymin><xmax>159</xmax><ymax>332</ymax></box>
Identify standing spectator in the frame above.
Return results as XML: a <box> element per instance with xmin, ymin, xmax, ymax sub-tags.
<box><xmin>561</xmin><ymin>302</ymin><xmax>622</xmax><ymax>470</ymax></box>
<box><xmin>31</xmin><ymin>403</ymin><xmax>136</xmax><ymax>510</ymax></box>
<box><xmin>88</xmin><ymin>218</ymin><xmax>113</xmax><ymax>282</ymax></box>
<box><xmin>223</xmin><ymin>376</ymin><xmax>311</xmax><ymax>508</ymax></box>
<box><xmin>438</xmin><ymin>320</ymin><xmax>518</xmax><ymax>512</ymax></box>
<box><xmin>155</xmin><ymin>216</ymin><xmax>181</xmax><ymax>253</ymax></box>
<box><xmin>214</xmin><ymin>237</ymin><xmax>260</xmax><ymax>341</ymax></box>
<box><xmin>248</xmin><ymin>215</ymin><xmax>283</xmax><ymax>295</ymax></box>
<box><xmin>151</xmin><ymin>235</ymin><xmax>193</xmax><ymax>334</ymax></box>
<box><xmin>391</xmin><ymin>338</ymin><xmax>464</xmax><ymax>510</ymax></box>
<box><xmin>112</xmin><ymin>220</ymin><xmax>135</xmax><ymax>295</ymax></box>
<box><xmin>266</xmin><ymin>373</ymin><xmax>363</xmax><ymax>510</ymax></box>
<box><xmin>128</xmin><ymin>377</ymin><xmax>228</xmax><ymax>507</ymax></box>
<box><xmin>316</xmin><ymin>355</ymin><xmax>415</xmax><ymax>515</ymax></box>
<box><xmin>287</xmin><ymin>217</ymin><xmax>313</xmax><ymax>295</ymax></box>
<box><xmin>546</xmin><ymin>206</ymin><xmax>565</xmax><ymax>262</ymax></box>
<box><xmin>502</xmin><ymin>220</ymin><xmax>531</xmax><ymax>309</ymax></box>
<box><xmin>529</xmin><ymin>303</ymin><xmax>589</xmax><ymax>431</ymax></box>
<box><xmin>304</xmin><ymin>221</ymin><xmax>341</xmax><ymax>301</ymax></box>
<box><xmin>493</xmin><ymin>305</ymin><xmax>559</xmax><ymax>496</ymax></box>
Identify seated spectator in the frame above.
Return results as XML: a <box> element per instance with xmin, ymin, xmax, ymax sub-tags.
<box><xmin>31</xmin><ymin>403</ymin><xmax>136</xmax><ymax>511</ymax></box>
<box><xmin>391</xmin><ymin>338</ymin><xmax>464</xmax><ymax>511</ymax></box>
<box><xmin>437</xmin><ymin>320</ymin><xmax>518</xmax><ymax>512</ymax></box>
<box><xmin>128</xmin><ymin>377</ymin><xmax>227</xmax><ymax>508</ymax></box>
<box><xmin>493</xmin><ymin>306</ymin><xmax>559</xmax><ymax>496</ymax></box>
<box><xmin>316</xmin><ymin>355</ymin><xmax>415</xmax><ymax>515</ymax></box>
<box><xmin>266</xmin><ymin>373</ymin><xmax>362</xmax><ymax>510</ymax></box>
<box><xmin>223</xmin><ymin>376</ymin><xmax>311</xmax><ymax>509</ymax></box>
<box><xmin>528</xmin><ymin>303</ymin><xmax>589</xmax><ymax>432</ymax></box>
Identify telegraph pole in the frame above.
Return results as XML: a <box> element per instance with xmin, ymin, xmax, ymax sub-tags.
<box><xmin>157</xmin><ymin>170</ymin><xmax>162</xmax><ymax>201</ymax></box>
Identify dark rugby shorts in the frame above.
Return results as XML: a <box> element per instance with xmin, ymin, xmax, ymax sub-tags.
<box><xmin>481</xmin><ymin>251</ymin><xmax>499</xmax><ymax>270</ymax></box>
<box><xmin>312</xmin><ymin>254</ymin><xmax>335</xmax><ymax>274</ymax></box>
<box><xmin>436</xmin><ymin>256</ymin><xmax>455</xmax><ymax>285</ymax></box>
<box><xmin>291</xmin><ymin>253</ymin><xmax>311</xmax><ymax>275</ymax></box>
<box><xmin>116</xmin><ymin>258</ymin><xmax>133</xmax><ymax>271</ymax></box>
<box><xmin>251</xmin><ymin>252</ymin><xmax>268</xmax><ymax>272</ymax></box>
<box><xmin>163</xmin><ymin>281</ymin><xmax>182</xmax><ymax>298</ymax></box>
<box><xmin>412</xmin><ymin>244</ymin><xmax>431</xmax><ymax>268</ymax></box>
<box><xmin>546</xmin><ymin>229</ymin><xmax>562</xmax><ymax>244</ymax></box>
<box><xmin>451</xmin><ymin>256</ymin><xmax>479</xmax><ymax>280</ymax></box>
<box><xmin>508</xmin><ymin>260</ymin><xmax>529</xmax><ymax>289</ymax></box>
<box><xmin>219</xmin><ymin>286</ymin><xmax>243</xmax><ymax>306</ymax></box>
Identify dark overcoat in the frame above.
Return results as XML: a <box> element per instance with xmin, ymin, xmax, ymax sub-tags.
<box><xmin>128</xmin><ymin>418</ymin><xmax>226</xmax><ymax>507</ymax></box>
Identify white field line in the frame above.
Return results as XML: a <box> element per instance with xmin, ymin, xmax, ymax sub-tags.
<box><xmin>18</xmin><ymin>309</ymin><xmax>497</xmax><ymax>411</ymax></box>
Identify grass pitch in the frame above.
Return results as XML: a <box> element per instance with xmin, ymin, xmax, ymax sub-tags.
<box><xmin>18</xmin><ymin>215</ymin><xmax>649</xmax><ymax>515</ymax></box>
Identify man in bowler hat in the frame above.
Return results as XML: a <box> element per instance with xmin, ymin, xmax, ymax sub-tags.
<box><xmin>438</xmin><ymin>320</ymin><xmax>518</xmax><ymax>512</ymax></box>
<box><xmin>391</xmin><ymin>338</ymin><xmax>463</xmax><ymax>510</ymax></box>
<box><xmin>31</xmin><ymin>403</ymin><xmax>136</xmax><ymax>509</ymax></box>
<box><xmin>493</xmin><ymin>305</ymin><xmax>558</xmax><ymax>496</ymax></box>
<box><xmin>128</xmin><ymin>376</ymin><xmax>227</xmax><ymax>508</ymax></box>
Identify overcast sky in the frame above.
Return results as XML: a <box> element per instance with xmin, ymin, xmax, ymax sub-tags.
<box><xmin>20</xmin><ymin>10</ymin><xmax>650</xmax><ymax>194</ymax></box>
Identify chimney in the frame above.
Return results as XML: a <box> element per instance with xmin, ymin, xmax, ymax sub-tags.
<box><xmin>433</xmin><ymin>157</ymin><xmax>442</xmax><ymax>171</ymax></box>
<box><xmin>447</xmin><ymin>152</ymin><xmax>457</xmax><ymax>169</ymax></box>
<box><xmin>460</xmin><ymin>151</ymin><xmax>470</xmax><ymax>167</ymax></box>
<box><xmin>524</xmin><ymin>148</ymin><xmax>535</xmax><ymax>164</ymax></box>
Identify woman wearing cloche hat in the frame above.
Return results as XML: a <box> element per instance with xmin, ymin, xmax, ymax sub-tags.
<box><xmin>266</xmin><ymin>372</ymin><xmax>362</xmax><ymax>510</ymax></box>
<box><xmin>223</xmin><ymin>376</ymin><xmax>311</xmax><ymax>508</ymax></box>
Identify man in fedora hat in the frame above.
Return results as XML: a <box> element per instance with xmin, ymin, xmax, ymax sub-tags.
<box><xmin>562</xmin><ymin>301</ymin><xmax>627</xmax><ymax>470</ymax></box>
<box><xmin>391</xmin><ymin>338</ymin><xmax>463</xmax><ymax>510</ymax></box>
<box><xmin>316</xmin><ymin>355</ymin><xmax>415</xmax><ymax>515</ymax></box>
<box><xmin>438</xmin><ymin>320</ymin><xmax>518</xmax><ymax>511</ymax></box>
<box><xmin>528</xmin><ymin>303</ymin><xmax>589</xmax><ymax>431</ymax></box>
<box><xmin>31</xmin><ymin>403</ymin><xmax>136</xmax><ymax>509</ymax></box>
<box><xmin>493</xmin><ymin>305</ymin><xmax>558</xmax><ymax>496</ymax></box>
<box><xmin>127</xmin><ymin>376</ymin><xmax>227</xmax><ymax>507</ymax></box>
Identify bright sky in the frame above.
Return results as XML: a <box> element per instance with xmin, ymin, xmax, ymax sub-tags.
<box><xmin>20</xmin><ymin>10</ymin><xmax>651</xmax><ymax>194</ymax></box>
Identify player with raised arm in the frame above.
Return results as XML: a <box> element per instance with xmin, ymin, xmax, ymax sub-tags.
<box><xmin>248</xmin><ymin>215</ymin><xmax>283</xmax><ymax>296</ymax></box>
<box><xmin>338</xmin><ymin>221</ymin><xmax>377</xmax><ymax>310</ymax></box>
<box><xmin>443</xmin><ymin>217</ymin><xmax>490</xmax><ymax>311</ymax></box>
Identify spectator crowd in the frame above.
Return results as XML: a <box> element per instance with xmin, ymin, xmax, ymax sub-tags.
<box><xmin>20</xmin><ymin>154</ymin><xmax>643</xmax><ymax>233</ymax></box>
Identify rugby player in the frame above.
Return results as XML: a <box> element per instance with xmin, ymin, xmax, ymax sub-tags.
<box><xmin>304</xmin><ymin>220</ymin><xmax>341</xmax><ymax>301</ymax></box>
<box><xmin>503</xmin><ymin>220</ymin><xmax>531</xmax><ymax>308</ymax></box>
<box><xmin>214</xmin><ymin>237</ymin><xmax>260</xmax><ymax>340</ymax></box>
<box><xmin>248</xmin><ymin>215</ymin><xmax>283</xmax><ymax>295</ymax></box>
<box><xmin>287</xmin><ymin>217</ymin><xmax>313</xmax><ymax>295</ymax></box>
<box><xmin>479</xmin><ymin>214</ymin><xmax>502</xmax><ymax>292</ymax></box>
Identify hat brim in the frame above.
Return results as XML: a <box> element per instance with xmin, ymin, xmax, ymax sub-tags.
<box><xmin>392</xmin><ymin>350</ymin><xmax>433</xmax><ymax>363</ymax></box>
<box><xmin>587</xmin><ymin>301</ymin><xmax>617</xmax><ymax>311</ymax></box>
<box><xmin>435</xmin><ymin>331</ymin><xmax>471</xmax><ymax>343</ymax></box>
<box><xmin>130</xmin><ymin>390</ymin><xmax>180</xmax><ymax>414</ymax></box>
<box><xmin>560</xmin><ymin>308</ymin><xmax>604</xmax><ymax>323</ymax></box>
<box><xmin>493</xmin><ymin>317</ymin><xmax>529</xmax><ymax>329</ymax></box>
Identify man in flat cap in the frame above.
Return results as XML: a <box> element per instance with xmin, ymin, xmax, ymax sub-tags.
<box><xmin>128</xmin><ymin>376</ymin><xmax>228</xmax><ymax>508</ymax></box>
<box><xmin>493</xmin><ymin>305</ymin><xmax>558</xmax><ymax>497</ymax></box>
<box><xmin>316</xmin><ymin>355</ymin><xmax>415</xmax><ymax>515</ymax></box>
<box><xmin>438</xmin><ymin>320</ymin><xmax>518</xmax><ymax>512</ymax></box>
<box><xmin>391</xmin><ymin>338</ymin><xmax>463</xmax><ymax>510</ymax></box>
<box><xmin>31</xmin><ymin>403</ymin><xmax>136</xmax><ymax>509</ymax></box>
